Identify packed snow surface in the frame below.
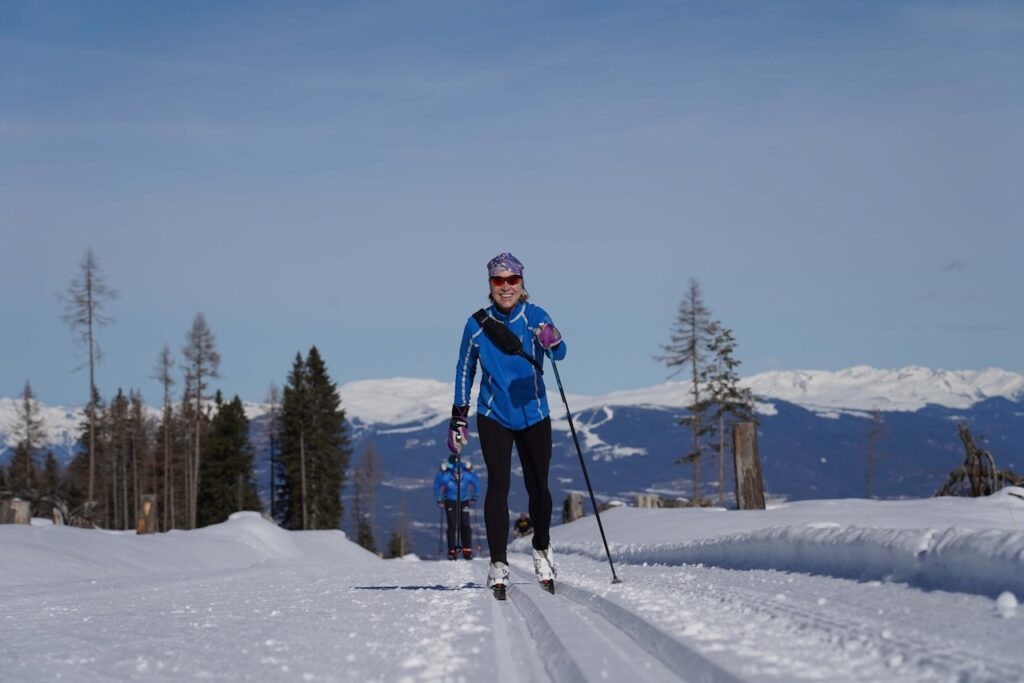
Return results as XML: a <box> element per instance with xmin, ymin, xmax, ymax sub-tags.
<box><xmin>3</xmin><ymin>491</ymin><xmax>1024</xmax><ymax>681</ymax></box>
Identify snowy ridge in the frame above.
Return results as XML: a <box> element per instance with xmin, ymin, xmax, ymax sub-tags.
<box><xmin>743</xmin><ymin>365</ymin><xmax>1024</xmax><ymax>413</ymax></box>
<box><xmin>341</xmin><ymin>366</ymin><xmax>1024</xmax><ymax>422</ymax></box>
<box><xmin>538</xmin><ymin>487</ymin><xmax>1024</xmax><ymax>600</ymax></box>
<box><xmin>3</xmin><ymin>366</ymin><xmax>1023</xmax><ymax>447</ymax></box>
<box><xmin>0</xmin><ymin>398</ymin><xmax>83</xmax><ymax>453</ymax></box>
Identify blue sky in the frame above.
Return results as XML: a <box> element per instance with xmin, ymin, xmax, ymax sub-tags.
<box><xmin>2</xmin><ymin>1</ymin><xmax>1022</xmax><ymax>406</ymax></box>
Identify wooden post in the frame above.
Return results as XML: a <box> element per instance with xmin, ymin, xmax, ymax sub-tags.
<box><xmin>732</xmin><ymin>422</ymin><xmax>766</xmax><ymax>510</ymax></box>
<box><xmin>562</xmin><ymin>493</ymin><xmax>585</xmax><ymax>523</ymax></box>
<box><xmin>635</xmin><ymin>494</ymin><xmax>662</xmax><ymax>508</ymax></box>
<box><xmin>9</xmin><ymin>499</ymin><xmax>31</xmax><ymax>524</ymax></box>
<box><xmin>136</xmin><ymin>494</ymin><xmax>158</xmax><ymax>534</ymax></box>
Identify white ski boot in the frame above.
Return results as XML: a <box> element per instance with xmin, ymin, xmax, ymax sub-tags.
<box><xmin>532</xmin><ymin>546</ymin><xmax>556</xmax><ymax>594</ymax></box>
<box><xmin>487</xmin><ymin>561</ymin><xmax>509</xmax><ymax>601</ymax></box>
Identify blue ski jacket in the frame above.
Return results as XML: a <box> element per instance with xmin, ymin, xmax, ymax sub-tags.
<box><xmin>434</xmin><ymin>464</ymin><xmax>480</xmax><ymax>502</ymax></box>
<box><xmin>453</xmin><ymin>301</ymin><xmax>567</xmax><ymax>430</ymax></box>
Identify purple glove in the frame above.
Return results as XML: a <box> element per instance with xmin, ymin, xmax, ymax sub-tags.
<box><xmin>448</xmin><ymin>405</ymin><xmax>469</xmax><ymax>455</ymax></box>
<box><xmin>437</xmin><ymin>500</ymin><xmax>445</xmax><ymax>509</ymax></box>
<box><xmin>536</xmin><ymin>323</ymin><xmax>562</xmax><ymax>349</ymax></box>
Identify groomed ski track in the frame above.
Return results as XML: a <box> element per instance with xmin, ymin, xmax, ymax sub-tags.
<box><xmin>497</xmin><ymin>562</ymin><xmax>743</xmax><ymax>682</ymax></box>
<box><xmin>4</xmin><ymin>515</ymin><xmax>1024</xmax><ymax>682</ymax></box>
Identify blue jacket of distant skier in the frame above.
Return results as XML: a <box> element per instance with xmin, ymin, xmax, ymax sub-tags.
<box><xmin>434</xmin><ymin>464</ymin><xmax>480</xmax><ymax>502</ymax></box>
<box><xmin>453</xmin><ymin>301</ymin><xmax>567</xmax><ymax>430</ymax></box>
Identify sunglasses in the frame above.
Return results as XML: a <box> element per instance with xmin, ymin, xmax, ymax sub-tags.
<box><xmin>489</xmin><ymin>274</ymin><xmax>522</xmax><ymax>286</ymax></box>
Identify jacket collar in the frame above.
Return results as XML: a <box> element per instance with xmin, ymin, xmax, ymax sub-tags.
<box><xmin>490</xmin><ymin>301</ymin><xmax>524</xmax><ymax>322</ymax></box>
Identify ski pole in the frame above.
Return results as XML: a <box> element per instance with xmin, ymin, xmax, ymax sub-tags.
<box><xmin>547</xmin><ymin>351</ymin><xmax>622</xmax><ymax>584</ymax></box>
<box><xmin>454</xmin><ymin>452</ymin><xmax>463</xmax><ymax>555</ymax></box>
<box><xmin>438</xmin><ymin>506</ymin><xmax>444</xmax><ymax>557</ymax></box>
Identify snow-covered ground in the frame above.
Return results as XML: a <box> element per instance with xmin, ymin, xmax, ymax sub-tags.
<box><xmin>2</xmin><ymin>490</ymin><xmax>1024</xmax><ymax>682</ymax></box>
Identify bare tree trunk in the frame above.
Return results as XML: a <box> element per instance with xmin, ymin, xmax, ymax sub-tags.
<box><xmin>690</xmin><ymin>346</ymin><xmax>701</xmax><ymax>503</ymax></box>
<box><xmin>122</xmin><ymin>450</ymin><xmax>129</xmax><ymax>530</ymax></box>
<box><xmin>192</xmin><ymin>416</ymin><xmax>200</xmax><ymax>529</ymax></box>
<box><xmin>88</xmin><ymin>317</ymin><xmax>96</xmax><ymax>508</ymax></box>
<box><xmin>132</xmin><ymin>432</ymin><xmax>138</xmax><ymax>529</ymax></box>
<box><xmin>718</xmin><ymin>414</ymin><xmax>725</xmax><ymax>506</ymax></box>
<box><xmin>112</xmin><ymin>449</ymin><xmax>120</xmax><ymax>529</ymax></box>
<box><xmin>300</xmin><ymin>431</ymin><xmax>308</xmax><ymax>531</ymax></box>
<box><xmin>162</xmin><ymin>411</ymin><xmax>171</xmax><ymax>531</ymax></box>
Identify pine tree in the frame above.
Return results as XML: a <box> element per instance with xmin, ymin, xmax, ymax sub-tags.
<box><xmin>60</xmin><ymin>247</ymin><xmax>117</xmax><ymax>514</ymax></box>
<box><xmin>263</xmin><ymin>384</ymin><xmax>283</xmax><ymax>522</ymax></box>
<box><xmin>106</xmin><ymin>389</ymin><xmax>131</xmax><ymax>529</ymax></box>
<box><xmin>40</xmin><ymin>451</ymin><xmax>64</xmax><ymax>518</ymax></box>
<box><xmin>657</xmin><ymin>279</ymin><xmax>717</xmax><ymax>504</ymax></box>
<box><xmin>305</xmin><ymin>347</ymin><xmax>351</xmax><ymax>530</ymax></box>
<box><xmin>66</xmin><ymin>388</ymin><xmax>106</xmax><ymax>522</ymax></box>
<box><xmin>197</xmin><ymin>393</ymin><xmax>261</xmax><ymax>527</ymax></box>
<box><xmin>280</xmin><ymin>353</ymin><xmax>309</xmax><ymax>529</ymax></box>
<box><xmin>182</xmin><ymin>313</ymin><xmax>221</xmax><ymax>529</ymax></box>
<box><xmin>11</xmin><ymin>382</ymin><xmax>46</xmax><ymax>504</ymax></box>
<box><xmin>7</xmin><ymin>443</ymin><xmax>38</xmax><ymax>503</ymax></box>
<box><xmin>280</xmin><ymin>347</ymin><xmax>351</xmax><ymax>530</ymax></box>
<box><xmin>703</xmin><ymin>326</ymin><xmax>757</xmax><ymax>505</ymax></box>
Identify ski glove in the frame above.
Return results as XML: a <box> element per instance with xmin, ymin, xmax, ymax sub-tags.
<box><xmin>437</xmin><ymin>500</ymin><xmax>445</xmax><ymax>509</ymax></box>
<box><xmin>447</xmin><ymin>405</ymin><xmax>469</xmax><ymax>455</ymax></box>
<box><xmin>536</xmin><ymin>323</ymin><xmax>562</xmax><ymax>350</ymax></box>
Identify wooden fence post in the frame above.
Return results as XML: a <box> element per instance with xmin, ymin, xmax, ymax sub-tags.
<box><xmin>733</xmin><ymin>422</ymin><xmax>766</xmax><ymax>510</ymax></box>
<box><xmin>136</xmin><ymin>494</ymin><xmax>158</xmax><ymax>534</ymax></box>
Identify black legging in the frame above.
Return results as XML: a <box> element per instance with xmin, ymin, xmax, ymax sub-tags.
<box><xmin>443</xmin><ymin>500</ymin><xmax>472</xmax><ymax>550</ymax></box>
<box><xmin>477</xmin><ymin>414</ymin><xmax>552</xmax><ymax>564</ymax></box>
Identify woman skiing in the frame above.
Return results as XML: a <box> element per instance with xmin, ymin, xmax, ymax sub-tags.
<box><xmin>448</xmin><ymin>252</ymin><xmax>566</xmax><ymax>599</ymax></box>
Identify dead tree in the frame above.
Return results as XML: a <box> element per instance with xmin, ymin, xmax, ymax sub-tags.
<box><xmin>934</xmin><ymin>423</ymin><xmax>1024</xmax><ymax>497</ymax></box>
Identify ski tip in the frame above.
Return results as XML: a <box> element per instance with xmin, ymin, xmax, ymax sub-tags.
<box><xmin>540</xmin><ymin>579</ymin><xmax>555</xmax><ymax>595</ymax></box>
<box><xmin>492</xmin><ymin>585</ymin><xmax>507</xmax><ymax>601</ymax></box>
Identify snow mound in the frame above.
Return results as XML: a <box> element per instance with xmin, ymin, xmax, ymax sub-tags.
<box><xmin>0</xmin><ymin>512</ymin><xmax>378</xmax><ymax>588</ymax></box>
<box><xmin>545</xmin><ymin>490</ymin><xmax>1024</xmax><ymax>600</ymax></box>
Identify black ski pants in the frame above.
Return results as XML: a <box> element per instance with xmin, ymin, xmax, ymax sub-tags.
<box><xmin>443</xmin><ymin>500</ymin><xmax>472</xmax><ymax>550</ymax></box>
<box><xmin>477</xmin><ymin>414</ymin><xmax>553</xmax><ymax>564</ymax></box>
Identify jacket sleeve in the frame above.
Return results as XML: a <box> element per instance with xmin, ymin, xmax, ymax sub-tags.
<box><xmin>433</xmin><ymin>472</ymin><xmax>443</xmax><ymax>500</ymax></box>
<box><xmin>453</xmin><ymin>317</ymin><xmax>479</xmax><ymax>407</ymax></box>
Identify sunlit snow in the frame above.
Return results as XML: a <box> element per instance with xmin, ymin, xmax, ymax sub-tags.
<box><xmin>3</xmin><ymin>490</ymin><xmax>1023</xmax><ymax>681</ymax></box>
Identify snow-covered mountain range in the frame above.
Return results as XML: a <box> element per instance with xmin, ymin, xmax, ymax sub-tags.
<box><xmin>6</xmin><ymin>366</ymin><xmax>1022</xmax><ymax>450</ymax></box>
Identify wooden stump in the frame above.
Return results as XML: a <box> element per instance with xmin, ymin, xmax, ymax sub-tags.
<box><xmin>562</xmin><ymin>492</ymin><xmax>585</xmax><ymax>523</ymax></box>
<box><xmin>136</xmin><ymin>494</ymin><xmax>158</xmax><ymax>534</ymax></box>
<box><xmin>7</xmin><ymin>499</ymin><xmax>31</xmax><ymax>524</ymax></box>
<box><xmin>733</xmin><ymin>422</ymin><xmax>766</xmax><ymax>510</ymax></box>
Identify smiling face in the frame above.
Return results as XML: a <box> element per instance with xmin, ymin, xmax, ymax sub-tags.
<box><xmin>489</xmin><ymin>269</ymin><xmax>524</xmax><ymax>313</ymax></box>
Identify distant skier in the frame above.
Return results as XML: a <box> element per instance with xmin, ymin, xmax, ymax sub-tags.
<box><xmin>448</xmin><ymin>252</ymin><xmax>565</xmax><ymax>599</ymax></box>
<box><xmin>513</xmin><ymin>512</ymin><xmax>534</xmax><ymax>539</ymax></box>
<box><xmin>434</xmin><ymin>456</ymin><xmax>480</xmax><ymax>560</ymax></box>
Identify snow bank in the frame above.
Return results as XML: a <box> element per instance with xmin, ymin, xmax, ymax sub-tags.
<box><xmin>544</xmin><ymin>488</ymin><xmax>1024</xmax><ymax>599</ymax></box>
<box><xmin>0</xmin><ymin>511</ymin><xmax>378</xmax><ymax>588</ymax></box>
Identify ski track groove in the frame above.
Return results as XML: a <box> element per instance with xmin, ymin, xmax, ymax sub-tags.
<box><xmin>717</xmin><ymin>580</ymin><xmax>1023</xmax><ymax>682</ymax></box>
<box><xmin>505</xmin><ymin>564</ymin><xmax>744</xmax><ymax>682</ymax></box>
